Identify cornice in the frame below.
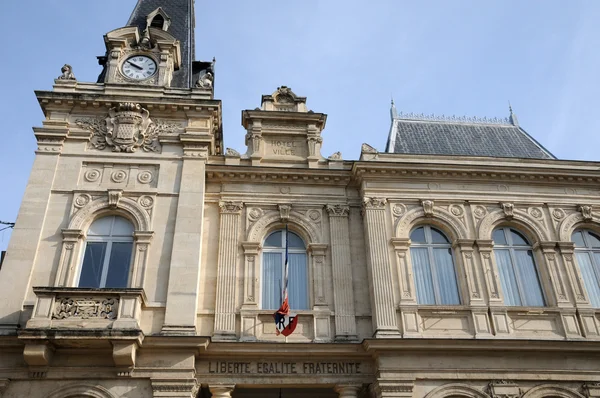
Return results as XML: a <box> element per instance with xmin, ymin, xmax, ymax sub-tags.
<box><xmin>241</xmin><ymin>109</ymin><xmax>327</xmax><ymax>129</ymax></box>
<box><xmin>206</xmin><ymin>164</ymin><xmax>353</xmax><ymax>186</ymax></box>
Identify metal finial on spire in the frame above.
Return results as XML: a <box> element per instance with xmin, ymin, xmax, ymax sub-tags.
<box><xmin>508</xmin><ymin>101</ymin><xmax>519</xmax><ymax>126</ymax></box>
<box><xmin>390</xmin><ymin>96</ymin><xmax>398</xmax><ymax>119</ymax></box>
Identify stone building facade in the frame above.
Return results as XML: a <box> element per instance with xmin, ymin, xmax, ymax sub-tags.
<box><xmin>1</xmin><ymin>1</ymin><xmax>600</xmax><ymax>398</ymax></box>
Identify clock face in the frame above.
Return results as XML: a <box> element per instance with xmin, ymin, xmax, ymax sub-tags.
<box><xmin>121</xmin><ymin>56</ymin><xmax>157</xmax><ymax>80</ymax></box>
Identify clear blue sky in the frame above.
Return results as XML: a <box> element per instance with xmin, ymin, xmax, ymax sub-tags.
<box><xmin>1</xmin><ymin>0</ymin><xmax>600</xmax><ymax>251</ymax></box>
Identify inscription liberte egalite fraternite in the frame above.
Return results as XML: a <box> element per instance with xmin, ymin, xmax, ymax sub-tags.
<box><xmin>208</xmin><ymin>361</ymin><xmax>362</xmax><ymax>375</ymax></box>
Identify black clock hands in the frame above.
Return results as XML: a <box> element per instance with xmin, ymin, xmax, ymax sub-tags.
<box><xmin>127</xmin><ymin>61</ymin><xmax>143</xmax><ymax>70</ymax></box>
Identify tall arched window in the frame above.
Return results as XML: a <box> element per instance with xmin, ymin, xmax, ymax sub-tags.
<box><xmin>262</xmin><ymin>230</ymin><xmax>309</xmax><ymax>310</ymax></box>
<box><xmin>493</xmin><ymin>227</ymin><xmax>545</xmax><ymax>306</ymax></box>
<box><xmin>410</xmin><ymin>226</ymin><xmax>460</xmax><ymax>305</ymax></box>
<box><xmin>572</xmin><ymin>229</ymin><xmax>600</xmax><ymax>307</ymax></box>
<box><xmin>78</xmin><ymin>216</ymin><xmax>134</xmax><ymax>288</ymax></box>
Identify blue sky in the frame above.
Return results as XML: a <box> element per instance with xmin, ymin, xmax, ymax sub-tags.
<box><xmin>1</xmin><ymin>0</ymin><xmax>600</xmax><ymax>251</ymax></box>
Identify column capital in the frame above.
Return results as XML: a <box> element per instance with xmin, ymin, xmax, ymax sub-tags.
<box><xmin>363</xmin><ymin>197</ymin><xmax>387</xmax><ymax>210</ymax></box>
<box><xmin>210</xmin><ymin>385</ymin><xmax>235</xmax><ymax>398</ymax></box>
<box><xmin>151</xmin><ymin>378</ymin><xmax>198</xmax><ymax>398</ymax></box>
<box><xmin>452</xmin><ymin>239</ymin><xmax>475</xmax><ymax>250</ymax></box>
<box><xmin>219</xmin><ymin>201</ymin><xmax>243</xmax><ymax>214</ymax></box>
<box><xmin>476</xmin><ymin>239</ymin><xmax>494</xmax><ymax>251</ymax></box>
<box><xmin>326</xmin><ymin>204</ymin><xmax>350</xmax><ymax>217</ymax></box>
<box><xmin>558</xmin><ymin>241</ymin><xmax>575</xmax><ymax>254</ymax></box>
<box><xmin>533</xmin><ymin>241</ymin><xmax>557</xmax><ymax>252</ymax></box>
<box><xmin>370</xmin><ymin>381</ymin><xmax>414</xmax><ymax>398</ymax></box>
<box><xmin>390</xmin><ymin>238</ymin><xmax>410</xmax><ymax>251</ymax></box>
<box><xmin>334</xmin><ymin>384</ymin><xmax>361</xmax><ymax>398</ymax></box>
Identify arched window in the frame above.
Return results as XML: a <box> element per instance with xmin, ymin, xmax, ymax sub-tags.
<box><xmin>572</xmin><ymin>229</ymin><xmax>600</xmax><ymax>307</ymax></box>
<box><xmin>410</xmin><ymin>226</ymin><xmax>460</xmax><ymax>305</ymax></box>
<box><xmin>493</xmin><ymin>227</ymin><xmax>545</xmax><ymax>306</ymax></box>
<box><xmin>78</xmin><ymin>216</ymin><xmax>134</xmax><ymax>288</ymax></box>
<box><xmin>262</xmin><ymin>230</ymin><xmax>309</xmax><ymax>310</ymax></box>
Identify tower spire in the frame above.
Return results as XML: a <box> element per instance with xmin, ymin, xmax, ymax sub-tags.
<box><xmin>127</xmin><ymin>0</ymin><xmax>196</xmax><ymax>88</ymax></box>
<box><xmin>390</xmin><ymin>96</ymin><xmax>398</xmax><ymax>119</ymax></box>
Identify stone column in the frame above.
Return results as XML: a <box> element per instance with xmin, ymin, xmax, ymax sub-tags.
<box><xmin>210</xmin><ymin>385</ymin><xmax>235</xmax><ymax>398</ymax></box>
<box><xmin>362</xmin><ymin>197</ymin><xmax>400</xmax><ymax>337</ymax></box>
<box><xmin>326</xmin><ymin>204</ymin><xmax>357</xmax><ymax>340</ymax></box>
<box><xmin>0</xmin><ymin>129</ymin><xmax>64</xmax><ymax>334</ymax></box>
<box><xmin>213</xmin><ymin>201</ymin><xmax>243</xmax><ymax>341</ymax></box>
<box><xmin>335</xmin><ymin>384</ymin><xmax>361</xmax><ymax>398</ymax></box>
<box><xmin>162</xmin><ymin>144</ymin><xmax>208</xmax><ymax>335</ymax></box>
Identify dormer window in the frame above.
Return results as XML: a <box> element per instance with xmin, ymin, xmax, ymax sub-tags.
<box><xmin>146</xmin><ymin>7</ymin><xmax>171</xmax><ymax>31</ymax></box>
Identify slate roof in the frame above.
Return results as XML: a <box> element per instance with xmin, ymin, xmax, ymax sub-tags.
<box><xmin>127</xmin><ymin>0</ymin><xmax>195</xmax><ymax>88</ymax></box>
<box><xmin>385</xmin><ymin>109</ymin><xmax>555</xmax><ymax>160</ymax></box>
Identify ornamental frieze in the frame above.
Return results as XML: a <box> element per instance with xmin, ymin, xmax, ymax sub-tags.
<box><xmin>53</xmin><ymin>297</ymin><xmax>118</xmax><ymax>320</ymax></box>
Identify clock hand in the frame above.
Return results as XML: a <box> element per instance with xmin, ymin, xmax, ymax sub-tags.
<box><xmin>127</xmin><ymin>61</ymin><xmax>143</xmax><ymax>70</ymax></box>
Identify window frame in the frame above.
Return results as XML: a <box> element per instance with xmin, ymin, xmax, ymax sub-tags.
<box><xmin>573</xmin><ymin>229</ymin><xmax>600</xmax><ymax>307</ymax></box>
<box><xmin>493</xmin><ymin>226</ymin><xmax>546</xmax><ymax>307</ymax></box>
<box><xmin>76</xmin><ymin>216</ymin><xmax>135</xmax><ymax>289</ymax></box>
<box><xmin>409</xmin><ymin>225</ymin><xmax>461</xmax><ymax>305</ymax></box>
<box><xmin>261</xmin><ymin>229</ymin><xmax>309</xmax><ymax>310</ymax></box>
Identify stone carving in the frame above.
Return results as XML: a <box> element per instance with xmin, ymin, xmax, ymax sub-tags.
<box><xmin>154</xmin><ymin>119</ymin><xmax>183</xmax><ymax>135</ymax></box>
<box><xmin>108</xmin><ymin>190</ymin><xmax>123</xmax><ymax>208</ymax></box>
<box><xmin>137</xmin><ymin>170</ymin><xmax>154</xmax><ymax>184</ymax></box>
<box><xmin>84</xmin><ymin>169</ymin><xmax>101</xmax><ymax>182</ymax></box>
<box><xmin>392</xmin><ymin>203</ymin><xmax>407</xmax><ymax>217</ymax></box>
<box><xmin>53</xmin><ymin>297</ymin><xmax>118</xmax><ymax>320</ymax></box>
<box><xmin>275</xmin><ymin>86</ymin><xmax>295</xmax><ymax>104</ymax></box>
<box><xmin>422</xmin><ymin>200</ymin><xmax>434</xmax><ymax>217</ymax></box>
<box><xmin>328</xmin><ymin>151</ymin><xmax>342</xmax><ymax>160</ymax></box>
<box><xmin>279</xmin><ymin>204</ymin><xmax>292</xmax><ymax>221</ymax></box>
<box><xmin>450</xmin><ymin>204</ymin><xmax>464</xmax><ymax>217</ymax></box>
<box><xmin>325</xmin><ymin>204</ymin><xmax>350</xmax><ymax>217</ymax></box>
<box><xmin>307</xmin><ymin>209</ymin><xmax>322</xmax><ymax>223</ymax></box>
<box><xmin>501</xmin><ymin>203</ymin><xmax>514</xmax><ymax>220</ymax></box>
<box><xmin>74</xmin><ymin>194</ymin><xmax>91</xmax><ymax>208</ymax></box>
<box><xmin>363</xmin><ymin>197</ymin><xmax>387</xmax><ymax>209</ymax></box>
<box><xmin>58</xmin><ymin>64</ymin><xmax>76</xmax><ymax>80</ymax></box>
<box><xmin>529</xmin><ymin>207</ymin><xmax>543</xmax><ymax>219</ymax></box>
<box><xmin>219</xmin><ymin>201</ymin><xmax>243</xmax><ymax>214</ymax></box>
<box><xmin>225</xmin><ymin>148</ymin><xmax>240</xmax><ymax>157</ymax></box>
<box><xmin>76</xmin><ymin>103</ymin><xmax>161</xmax><ymax>153</ymax></box>
<box><xmin>579</xmin><ymin>205</ymin><xmax>594</xmax><ymax>221</ymax></box>
<box><xmin>280</xmin><ymin>186</ymin><xmax>291</xmax><ymax>194</ymax></box>
<box><xmin>195</xmin><ymin>71</ymin><xmax>213</xmax><ymax>89</ymax></box>
<box><xmin>138</xmin><ymin>195</ymin><xmax>154</xmax><ymax>209</ymax></box>
<box><xmin>248</xmin><ymin>208</ymin><xmax>263</xmax><ymax>222</ymax></box>
<box><xmin>552</xmin><ymin>208</ymin><xmax>566</xmax><ymax>220</ymax></box>
<box><xmin>361</xmin><ymin>143</ymin><xmax>377</xmax><ymax>154</ymax></box>
<box><xmin>111</xmin><ymin>170</ymin><xmax>128</xmax><ymax>183</ymax></box>
<box><xmin>474</xmin><ymin>205</ymin><xmax>488</xmax><ymax>218</ymax></box>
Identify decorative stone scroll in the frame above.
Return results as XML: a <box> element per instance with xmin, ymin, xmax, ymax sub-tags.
<box><xmin>53</xmin><ymin>297</ymin><xmax>118</xmax><ymax>320</ymax></box>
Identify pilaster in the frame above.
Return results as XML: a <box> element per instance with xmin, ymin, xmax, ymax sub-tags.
<box><xmin>240</xmin><ymin>242</ymin><xmax>261</xmax><ymax>341</ymax></box>
<box><xmin>162</xmin><ymin>145</ymin><xmax>208</xmax><ymax>335</ymax></box>
<box><xmin>0</xmin><ymin>130</ymin><xmax>63</xmax><ymax>334</ymax></box>
<box><xmin>390</xmin><ymin>237</ymin><xmax>418</xmax><ymax>337</ymax></box>
<box><xmin>362</xmin><ymin>197</ymin><xmax>400</xmax><ymax>337</ymax></box>
<box><xmin>534</xmin><ymin>241</ymin><xmax>570</xmax><ymax>307</ymax></box>
<box><xmin>213</xmin><ymin>201</ymin><xmax>243</xmax><ymax>341</ymax></box>
<box><xmin>326</xmin><ymin>204</ymin><xmax>358</xmax><ymax>341</ymax></box>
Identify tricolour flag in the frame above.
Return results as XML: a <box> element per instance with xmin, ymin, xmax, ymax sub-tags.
<box><xmin>273</xmin><ymin>224</ymin><xmax>298</xmax><ymax>337</ymax></box>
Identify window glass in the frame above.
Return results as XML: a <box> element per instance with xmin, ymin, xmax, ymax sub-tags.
<box><xmin>510</xmin><ymin>230</ymin><xmax>529</xmax><ymax>246</ymax></box>
<box><xmin>430</xmin><ymin>228</ymin><xmax>450</xmax><ymax>244</ymax></box>
<box><xmin>493</xmin><ymin>227</ymin><xmax>544</xmax><ymax>307</ymax></box>
<box><xmin>79</xmin><ymin>216</ymin><xmax>134</xmax><ymax>289</ymax></box>
<box><xmin>264</xmin><ymin>231</ymin><xmax>282</xmax><ymax>247</ymax></box>
<box><xmin>261</xmin><ymin>229</ymin><xmax>309</xmax><ymax>310</ymax></box>
<box><xmin>410</xmin><ymin>225</ymin><xmax>460</xmax><ymax>305</ymax></box>
<box><xmin>410</xmin><ymin>227</ymin><xmax>426</xmax><ymax>244</ymax></box>
<box><xmin>572</xmin><ymin>230</ymin><xmax>586</xmax><ymax>248</ymax></box>
<box><xmin>588</xmin><ymin>232</ymin><xmax>600</xmax><ymax>248</ymax></box>
<box><xmin>493</xmin><ymin>229</ymin><xmax>507</xmax><ymax>245</ymax></box>
<box><xmin>287</xmin><ymin>232</ymin><xmax>305</xmax><ymax>249</ymax></box>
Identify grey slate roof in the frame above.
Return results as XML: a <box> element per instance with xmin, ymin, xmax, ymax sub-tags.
<box><xmin>385</xmin><ymin>114</ymin><xmax>555</xmax><ymax>160</ymax></box>
<box><xmin>127</xmin><ymin>0</ymin><xmax>195</xmax><ymax>88</ymax></box>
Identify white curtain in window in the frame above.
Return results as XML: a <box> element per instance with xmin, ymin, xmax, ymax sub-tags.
<box><xmin>432</xmin><ymin>248</ymin><xmax>460</xmax><ymax>305</ymax></box>
<box><xmin>495</xmin><ymin>249</ymin><xmax>521</xmax><ymax>306</ymax></box>
<box><xmin>514</xmin><ymin>250</ymin><xmax>545</xmax><ymax>307</ymax></box>
<box><xmin>288</xmin><ymin>253</ymin><xmax>308</xmax><ymax>310</ymax></box>
<box><xmin>411</xmin><ymin>247</ymin><xmax>435</xmax><ymax>305</ymax></box>
<box><xmin>262</xmin><ymin>252</ymin><xmax>282</xmax><ymax>310</ymax></box>
<box><xmin>577</xmin><ymin>252</ymin><xmax>600</xmax><ymax>307</ymax></box>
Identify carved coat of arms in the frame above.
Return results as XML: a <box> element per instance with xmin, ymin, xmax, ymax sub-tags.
<box><xmin>76</xmin><ymin>102</ymin><xmax>163</xmax><ymax>153</ymax></box>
